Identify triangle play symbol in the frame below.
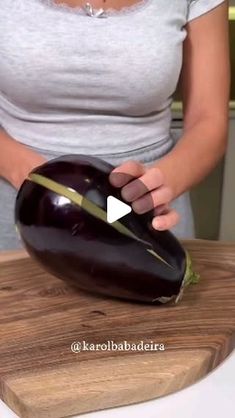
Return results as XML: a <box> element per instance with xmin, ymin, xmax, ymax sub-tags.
<box><xmin>107</xmin><ymin>196</ymin><xmax>132</xmax><ymax>224</ymax></box>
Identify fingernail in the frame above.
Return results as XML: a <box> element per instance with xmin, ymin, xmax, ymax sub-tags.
<box><xmin>153</xmin><ymin>218</ymin><xmax>163</xmax><ymax>230</ymax></box>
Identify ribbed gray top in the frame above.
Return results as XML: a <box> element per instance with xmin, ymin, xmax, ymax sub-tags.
<box><xmin>0</xmin><ymin>0</ymin><xmax>225</xmax><ymax>155</ymax></box>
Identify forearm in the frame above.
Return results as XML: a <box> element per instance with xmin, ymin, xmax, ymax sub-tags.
<box><xmin>0</xmin><ymin>129</ymin><xmax>47</xmax><ymax>190</ymax></box>
<box><xmin>155</xmin><ymin>116</ymin><xmax>228</xmax><ymax>199</ymax></box>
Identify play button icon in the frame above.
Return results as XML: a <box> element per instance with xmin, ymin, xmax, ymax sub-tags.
<box><xmin>107</xmin><ymin>196</ymin><xmax>132</xmax><ymax>224</ymax></box>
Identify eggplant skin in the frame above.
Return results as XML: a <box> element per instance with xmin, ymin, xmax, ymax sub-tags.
<box><xmin>15</xmin><ymin>154</ymin><xmax>187</xmax><ymax>304</ymax></box>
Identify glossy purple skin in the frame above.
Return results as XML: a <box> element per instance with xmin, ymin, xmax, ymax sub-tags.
<box><xmin>14</xmin><ymin>155</ymin><xmax>186</xmax><ymax>304</ymax></box>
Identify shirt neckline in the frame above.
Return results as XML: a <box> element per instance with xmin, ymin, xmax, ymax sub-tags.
<box><xmin>37</xmin><ymin>0</ymin><xmax>154</xmax><ymax>18</ymax></box>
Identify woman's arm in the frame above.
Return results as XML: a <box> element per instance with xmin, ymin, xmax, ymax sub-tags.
<box><xmin>0</xmin><ymin>129</ymin><xmax>47</xmax><ymax>190</ymax></box>
<box><xmin>156</xmin><ymin>0</ymin><xmax>230</xmax><ymax>199</ymax></box>
<box><xmin>110</xmin><ymin>1</ymin><xmax>230</xmax><ymax>231</ymax></box>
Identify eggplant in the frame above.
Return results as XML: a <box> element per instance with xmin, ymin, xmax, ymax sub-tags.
<box><xmin>14</xmin><ymin>154</ymin><xmax>199</xmax><ymax>304</ymax></box>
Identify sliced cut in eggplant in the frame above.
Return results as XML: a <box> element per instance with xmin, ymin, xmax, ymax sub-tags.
<box><xmin>14</xmin><ymin>154</ymin><xmax>200</xmax><ymax>304</ymax></box>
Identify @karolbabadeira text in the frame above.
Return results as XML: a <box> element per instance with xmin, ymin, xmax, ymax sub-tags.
<box><xmin>71</xmin><ymin>340</ymin><xmax>165</xmax><ymax>353</ymax></box>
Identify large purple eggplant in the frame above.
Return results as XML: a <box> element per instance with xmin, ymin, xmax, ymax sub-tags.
<box><xmin>14</xmin><ymin>155</ymin><xmax>199</xmax><ymax>304</ymax></box>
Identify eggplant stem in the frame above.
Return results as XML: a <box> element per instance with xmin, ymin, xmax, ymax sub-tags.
<box><xmin>175</xmin><ymin>250</ymin><xmax>200</xmax><ymax>304</ymax></box>
<box><xmin>28</xmin><ymin>173</ymin><xmax>173</xmax><ymax>268</ymax></box>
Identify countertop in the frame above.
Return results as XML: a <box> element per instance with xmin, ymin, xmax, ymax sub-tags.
<box><xmin>0</xmin><ymin>243</ymin><xmax>234</xmax><ymax>418</ymax></box>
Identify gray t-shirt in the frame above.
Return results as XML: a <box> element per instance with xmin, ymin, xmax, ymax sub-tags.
<box><xmin>0</xmin><ymin>0</ymin><xmax>225</xmax><ymax>155</ymax></box>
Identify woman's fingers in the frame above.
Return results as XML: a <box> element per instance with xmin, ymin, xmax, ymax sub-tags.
<box><xmin>132</xmin><ymin>186</ymin><xmax>173</xmax><ymax>214</ymax></box>
<box><xmin>137</xmin><ymin>166</ymin><xmax>164</xmax><ymax>192</ymax></box>
<box><xmin>154</xmin><ymin>203</ymin><xmax>170</xmax><ymax>215</ymax></box>
<box><xmin>121</xmin><ymin>167</ymin><xmax>164</xmax><ymax>202</ymax></box>
<box><xmin>110</xmin><ymin>163</ymin><xmax>165</xmax><ymax>206</ymax></box>
<box><xmin>109</xmin><ymin>160</ymin><xmax>180</xmax><ymax>231</ymax></box>
<box><xmin>109</xmin><ymin>160</ymin><xmax>145</xmax><ymax>187</ymax></box>
<box><xmin>152</xmin><ymin>208</ymin><xmax>180</xmax><ymax>231</ymax></box>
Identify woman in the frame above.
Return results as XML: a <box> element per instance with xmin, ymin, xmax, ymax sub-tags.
<box><xmin>0</xmin><ymin>0</ymin><xmax>230</xmax><ymax>250</ymax></box>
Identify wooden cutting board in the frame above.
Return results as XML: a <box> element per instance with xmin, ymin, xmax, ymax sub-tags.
<box><xmin>0</xmin><ymin>240</ymin><xmax>235</xmax><ymax>418</ymax></box>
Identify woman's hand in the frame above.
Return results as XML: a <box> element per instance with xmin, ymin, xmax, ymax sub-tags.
<box><xmin>109</xmin><ymin>160</ymin><xmax>180</xmax><ymax>231</ymax></box>
<box><xmin>10</xmin><ymin>152</ymin><xmax>47</xmax><ymax>190</ymax></box>
<box><xmin>0</xmin><ymin>129</ymin><xmax>47</xmax><ymax>190</ymax></box>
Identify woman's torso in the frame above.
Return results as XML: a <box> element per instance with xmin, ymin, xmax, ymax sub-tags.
<box><xmin>0</xmin><ymin>0</ymin><xmax>190</xmax><ymax>155</ymax></box>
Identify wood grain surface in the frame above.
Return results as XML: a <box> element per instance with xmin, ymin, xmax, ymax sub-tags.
<box><xmin>0</xmin><ymin>239</ymin><xmax>234</xmax><ymax>418</ymax></box>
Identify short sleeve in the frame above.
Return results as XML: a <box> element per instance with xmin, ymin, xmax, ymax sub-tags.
<box><xmin>187</xmin><ymin>0</ymin><xmax>226</xmax><ymax>22</ymax></box>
